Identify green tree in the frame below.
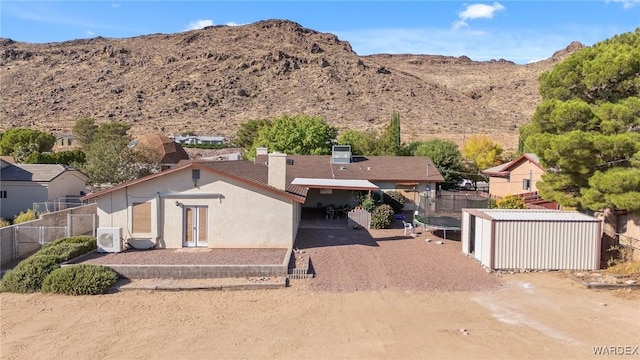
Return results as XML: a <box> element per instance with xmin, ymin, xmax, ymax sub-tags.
<box><xmin>79</xmin><ymin>121</ymin><xmax>158</xmax><ymax>185</ymax></box>
<box><xmin>234</xmin><ymin>119</ymin><xmax>271</xmax><ymax>150</ymax></box>
<box><xmin>461</xmin><ymin>135</ymin><xmax>503</xmax><ymax>173</ymax></box>
<box><xmin>247</xmin><ymin>114</ymin><xmax>337</xmax><ymax>159</ymax></box>
<box><xmin>24</xmin><ymin>149</ymin><xmax>86</xmax><ymax>165</ymax></box>
<box><xmin>523</xmin><ymin>29</ymin><xmax>640</xmax><ymax>211</ymax></box>
<box><xmin>336</xmin><ymin>129</ymin><xmax>379</xmax><ymax>155</ymax></box>
<box><xmin>379</xmin><ymin>111</ymin><xmax>403</xmax><ymax>156</ymax></box>
<box><xmin>0</xmin><ymin>128</ymin><xmax>55</xmax><ymax>161</ymax></box>
<box><xmin>72</xmin><ymin>117</ymin><xmax>98</xmax><ymax>146</ymax></box>
<box><xmin>412</xmin><ymin>139</ymin><xmax>464</xmax><ymax>183</ymax></box>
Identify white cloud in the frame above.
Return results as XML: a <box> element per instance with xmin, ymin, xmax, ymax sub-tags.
<box><xmin>334</xmin><ymin>25</ymin><xmax>609</xmax><ymax>64</ymax></box>
<box><xmin>86</xmin><ymin>30</ymin><xmax>95</xmax><ymax>36</ymax></box>
<box><xmin>111</xmin><ymin>3</ymin><xmax>121</xmax><ymax>8</ymax></box>
<box><xmin>183</xmin><ymin>19</ymin><xmax>214</xmax><ymax>31</ymax></box>
<box><xmin>453</xmin><ymin>2</ymin><xmax>505</xmax><ymax>30</ymax></box>
<box><xmin>225</xmin><ymin>22</ymin><xmax>243</xmax><ymax>27</ymax></box>
<box><xmin>606</xmin><ymin>0</ymin><xmax>640</xmax><ymax>9</ymax></box>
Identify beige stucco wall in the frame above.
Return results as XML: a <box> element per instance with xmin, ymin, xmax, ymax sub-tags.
<box><xmin>95</xmin><ymin>167</ymin><xmax>297</xmax><ymax>249</ymax></box>
<box><xmin>488</xmin><ymin>160</ymin><xmax>544</xmax><ymax>198</ymax></box>
<box><xmin>47</xmin><ymin>171</ymin><xmax>88</xmax><ymax>200</ymax></box>
<box><xmin>0</xmin><ymin>181</ymin><xmax>49</xmax><ymax>219</ymax></box>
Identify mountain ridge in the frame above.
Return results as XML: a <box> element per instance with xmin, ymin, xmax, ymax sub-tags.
<box><xmin>0</xmin><ymin>19</ymin><xmax>583</xmax><ymax>151</ymax></box>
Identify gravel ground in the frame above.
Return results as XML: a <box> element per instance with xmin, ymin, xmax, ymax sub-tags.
<box><xmin>294</xmin><ymin>224</ymin><xmax>502</xmax><ymax>292</ymax></box>
<box><xmin>77</xmin><ymin>248</ymin><xmax>288</xmax><ymax>265</ymax></box>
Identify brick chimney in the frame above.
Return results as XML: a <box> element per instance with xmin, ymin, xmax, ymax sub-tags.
<box><xmin>268</xmin><ymin>152</ymin><xmax>287</xmax><ymax>190</ymax></box>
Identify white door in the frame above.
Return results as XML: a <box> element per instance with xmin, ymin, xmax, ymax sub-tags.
<box><xmin>183</xmin><ymin>206</ymin><xmax>208</xmax><ymax>247</ymax></box>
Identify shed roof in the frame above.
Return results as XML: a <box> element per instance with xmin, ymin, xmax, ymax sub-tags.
<box><xmin>466</xmin><ymin>209</ymin><xmax>600</xmax><ymax>222</ymax></box>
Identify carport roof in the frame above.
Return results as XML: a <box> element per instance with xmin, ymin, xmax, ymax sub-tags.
<box><xmin>291</xmin><ymin>178</ymin><xmax>379</xmax><ymax>190</ymax></box>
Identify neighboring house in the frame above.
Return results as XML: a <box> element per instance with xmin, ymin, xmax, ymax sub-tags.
<box><xmin>169</xmin><ymin>135</ymin><xmax>226</xmax><ymax>146</ymax></box>
<box><xmin>0</xmin><ymin>159</ymin><xmax>89</xmax><ymax>219</ymax></box>
<box><xmin>53</xmin><ymin>134</ymin><xmax>77</xmax><ymax>149</ymax></box>
<box><xmin>81</xmin><ymin>147</ymin><xmax>445</xmax><ymax>249</ymax></box>
<box><xmin>130</xmin><ymin>134</ymin><xmax>190</xmax><ymax>170</ymax></box>
<box><xmin>482</xmin><ymin>153</ymin><xmax>545</xmax><ymax>198</ymax></box>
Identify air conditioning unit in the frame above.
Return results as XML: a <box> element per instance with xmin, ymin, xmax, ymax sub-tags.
<box><xmin>97</xmin><ymin>227</ymin><xmax>122</xmax><ymax>253</ymax></box>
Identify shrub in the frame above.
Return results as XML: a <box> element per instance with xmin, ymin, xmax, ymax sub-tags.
<box><xmin>496</xmin><ymin>195</ymin><xmax>526</xmax><ymax>209</ymax></box>
<box><xmin>360</xmin><ymin>195</ymin><xmax>377</xmax><ymax>212</ymax></box>
<box><xmin>36</xmin><ymin>243</ymin><xmax>86</xmax><ymax>262</ymax></box>
<box><xmin>371</xmin><ymin>204</ymin><xmax>395</xmax><ymax>229</ymax></box>
<box><xmin>42</xmin><ymin>265</ymin><xmax>118</xmax><ymax>295</ymax></box>
<box><xmin>13</xmin><ymin>209</ymin><xmax>38</xmax><ymax>224</ymax></box>
<box><xmin>383</xmin><ymin>191</ymin><xmax>405</xmax><ymax>213</ymax></box>
<box><xmin>0</xmin><ymin>218</ymin><xmax>10</xmax><ymax>227</ymax></box>
<box><xmin>41</xmin><ymin>236</ymin><xmax>97</xmax><ymax>254</ymax></box>
<box><xmin>0</xmin><ymin>255</ymin><xmax>63</xmax><ymax>293</ymax></box>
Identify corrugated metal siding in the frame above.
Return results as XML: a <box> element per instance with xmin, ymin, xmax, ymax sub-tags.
<box><xmin>461</xmin><ymin>211</ymin><xmax>470</xmax><ymax>254</ymax></box>
<box><xmin>480</xmin><ymin>218</ymin><xmax>492</xmax><ymax>265</ymax></box>
<box><xmin>493</xmin><ymin>220</ymin><xmax>600</xmax><ymax>270</ymax></box>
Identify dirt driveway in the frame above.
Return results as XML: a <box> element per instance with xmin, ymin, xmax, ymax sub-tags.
<box><xmin>294</xmin><ymin>226</ymin><xmax>499</xmax><ymax>292</ymax></box>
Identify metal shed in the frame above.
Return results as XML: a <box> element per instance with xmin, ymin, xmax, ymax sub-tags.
<box><xmin>461</xmin><ymin>209</ymin><xmax>602</xmax><ymax>270</ymax></box>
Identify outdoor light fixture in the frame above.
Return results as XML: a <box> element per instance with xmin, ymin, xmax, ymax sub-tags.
<box><xmin>175</xmin><ymin>201</ymin><xmax>183</xmax><ymax>208</ymax></box>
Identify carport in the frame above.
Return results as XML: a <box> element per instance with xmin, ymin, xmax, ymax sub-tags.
<box><xmin>292</xmin><ymin>178</ymin><xmax>379</xmax><ymax>229</ymax></box>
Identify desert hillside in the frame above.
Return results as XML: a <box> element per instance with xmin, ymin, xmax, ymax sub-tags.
<box><xmin>0</xmin><ymin>19</ymin><xmax>582</xmax><ymax>151</ymax></box>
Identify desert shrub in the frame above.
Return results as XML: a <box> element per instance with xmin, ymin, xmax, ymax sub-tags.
<box><xmin>0</xmin><ymin>255</ymin><xmax>63</xmax><ymax>293</ymax></box>
<box><xmin>496</xmin><ymin>195</ymin><xmax>526</xmax><ymax>209</ymax></box>
<box><xmin>0</xmin><ymin>218</ymin><xmax>10</xmax><ymax>227</ymax></box>
<box><xmin>36</xmin><ymin>236</ymin><xmax>97</xmax><ymax>262</ymax></box>
<box><xmin>36</xmin><ymin>243</ymin><xmax>86</xmax><ymax>262</ymax></box>
<box><xmin>13</xmin><ymin>209</ymin><xmax>38</xmax><ymax>224</ymax></box>
<box><xmin>383</xmin><ymin>191</ymin><xmax>405</xmax><ymax>213</ymax></box>
<box><xmin>359</xmin><ymin>194</ymin><xmax>378</xmax><ymax>212</ymax></box>
<box><xmin>371</xmin><ymin>204</ymin><xmax>395</xmax><ymax>229</ymax></box>
<box><xmin>41</xmin><ymin>235</ymin><xmax>97</xmax><ymax>254</ymax></box>
<box><xmin>42</xmin><ymin>265</ymin><xmax>118</xmax><ymax>295</ymax></box>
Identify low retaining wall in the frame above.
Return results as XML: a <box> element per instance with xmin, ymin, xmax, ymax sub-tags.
<box><xmin>103</xmin><ymin>264</ymin><xmax>288</xmax><ymax>279</ymax></box>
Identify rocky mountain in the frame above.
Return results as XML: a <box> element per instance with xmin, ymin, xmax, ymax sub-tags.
<box><xmin>0</xmin><ymin>19</ymin><xmax>583</xmax><ymax>151</ymax></box>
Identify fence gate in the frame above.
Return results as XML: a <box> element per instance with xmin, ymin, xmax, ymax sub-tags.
<box><xmin>14</xmin><ymin>226</ymin><xmax>69</xmax><ymax>259</ymax></box>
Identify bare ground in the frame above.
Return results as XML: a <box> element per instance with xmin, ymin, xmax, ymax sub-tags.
<box><xmin>1</xmin><ymin>226</ymin><xmax>638</xmax><ymax>359</ymax></box>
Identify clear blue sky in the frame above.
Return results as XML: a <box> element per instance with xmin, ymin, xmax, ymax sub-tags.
<box><xmin>1</xmin><ymin>1</ymin><xmax>638</xmax><ymax>64</ymax></box>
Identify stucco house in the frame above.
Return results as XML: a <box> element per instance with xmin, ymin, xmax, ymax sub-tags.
<box><xmin>81</xmin><ymin>147</ymin><xmax>444</xmax><ymax>249</ymax></box>
<box><xmin>0</xmin><ymin>159</ymin><xmax>89</xmax><ymax>219</ymax></box>
<box><xmin>481</xmin><ymin>153</ymin><xmax>546</xmax><ymax>198</ymax></box>
<box><xmin>82</xmin><ymin>153</ymin><xmax>307</xmax><ymax>249</ymax></box>
<box><xmin>255</xmin><ymin>146</ymin><xmax>444</xmax><ymax>211</ymax></box>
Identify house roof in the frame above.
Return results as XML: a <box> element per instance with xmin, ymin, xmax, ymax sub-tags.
<box><xmin>81</xmin><ymin>160</ymin><xmax>308</xmax><ymax>203</ymax></box>
<box><xmin>482</xmin><ymin>153</ymin><xmax>544</xmax><ymax>177</ymax></box>
<box><xmin>0</xmin><ymin>163</ymin><xmax>88</xmax><ymax>182</ymax></box>
<box><xmin>255</xmin><ymin>154</ymin><xmax>445</xmax><ymax>183</ymax></box>
<box><xmin>131</xmin><ymin>134</ymin><xmax>190</xmax><ymax>164</ymax></box>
